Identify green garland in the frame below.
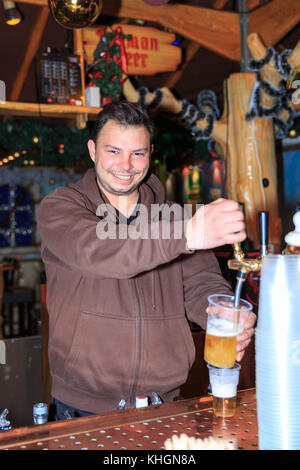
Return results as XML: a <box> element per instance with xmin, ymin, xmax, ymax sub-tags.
<box><xmin>0</xmin><ymin>118</ymin><xmax>94</xmax><ymax>169</ymax></box>
<box><xmin>0</xmin><ymin>115</ymin><xmax>214</xmax><ymax>171</ymax></box>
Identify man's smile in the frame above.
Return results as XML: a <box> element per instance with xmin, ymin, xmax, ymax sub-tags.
<box><xmin>110</xmin><ymin>172</ymin><xmax>136</xmax><ymax>183</ymax></box>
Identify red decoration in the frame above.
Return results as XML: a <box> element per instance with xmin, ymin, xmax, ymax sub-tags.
<box><xmin>102</xmin><ymin>97</ymin><xmax>113</xmax><ymax>105</ymax></box>
<box><xmin>107</xmin><ymin>26</ymin><xmax>128</xmax><ymax>74</ymax></box>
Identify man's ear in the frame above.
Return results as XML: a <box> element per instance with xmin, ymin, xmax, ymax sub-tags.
<box><xmin>150</xmin><ymin>143</ymin><xmax>154</xmax><ymax>159</ymax></box>
<box><xmin>87</xmin><ymin>139</ymin><xmax>96</xmax><ymax>163</ymax></box>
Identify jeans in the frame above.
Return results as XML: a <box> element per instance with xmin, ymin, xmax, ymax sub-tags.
<box><xmin>50</xmin><ymin>397</ymin><xmax>95</xmax><ymax>421</ymax></box>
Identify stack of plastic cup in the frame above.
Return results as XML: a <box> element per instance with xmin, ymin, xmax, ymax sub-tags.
<box><xmin>256</xmin><ymin>254</ymin><xmax>300</xmax><ymax>450</ymax></box>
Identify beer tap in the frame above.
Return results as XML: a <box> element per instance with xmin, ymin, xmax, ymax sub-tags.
<box><xmin>228</xmin><ymin>211</ymin><xmax>269</xmax><ymax>307</ymax></box>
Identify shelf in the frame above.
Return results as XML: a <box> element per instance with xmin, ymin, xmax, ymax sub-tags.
<box><xmin>0</xmin><ymin>101</ymin><xmax>101</xmax><ymax>121</ymax></box>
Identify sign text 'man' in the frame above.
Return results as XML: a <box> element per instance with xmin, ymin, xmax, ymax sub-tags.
<box><xmin>125</xmin><ymin>36</ymin><xmax>158</xmax><ymax>52</ymax></box>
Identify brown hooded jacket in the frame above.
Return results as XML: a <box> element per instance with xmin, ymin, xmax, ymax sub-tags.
<box><xmin>37</xmin><ymin>168</ymin><xmax>232</xmax><ymax>413</ymax></box>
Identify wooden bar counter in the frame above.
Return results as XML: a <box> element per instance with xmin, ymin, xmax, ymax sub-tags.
<box><xmin>0</xmin><ymin>389</ymin><xmax>258</xmax><ymax>451</ymax></box>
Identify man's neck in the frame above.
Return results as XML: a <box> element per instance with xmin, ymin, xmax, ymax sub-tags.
<box><xmin>100</xmin><ymin>187</ymin><xmax>140</xmax><ymax>219</ymax></box>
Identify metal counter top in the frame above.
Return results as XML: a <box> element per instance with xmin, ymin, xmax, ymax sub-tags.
<box><xmin>0</xmin><ymin>388</ymin><xmax>258</xmax><ymax>450</ymax></box>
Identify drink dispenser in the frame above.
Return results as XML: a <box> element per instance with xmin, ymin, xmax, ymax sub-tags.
<box><xmin>228</xmin><ymin>207</ymin><xmax>300</xmax><ymax>450</ymax></box>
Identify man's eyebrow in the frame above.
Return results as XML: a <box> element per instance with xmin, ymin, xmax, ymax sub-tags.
<box><xmin>104</xmin><ymin>145</ymin><xmax>121</xmax><ymax>150</ymax></box>
<box><xmin>104</xmin><ymin>145</ymin><xmax>149</xmax><ymax>152</ymax></box>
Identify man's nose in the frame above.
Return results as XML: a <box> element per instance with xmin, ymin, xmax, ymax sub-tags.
<box><xmin>117</xmin><ymin>153</ymin><xmax>132</xmax><ymax>170</ymax></box>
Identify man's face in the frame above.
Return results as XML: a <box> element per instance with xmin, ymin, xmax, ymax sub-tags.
<box><xmin>88</xmin><ymin>120</ymin><xmax>152</xmax><ymax>197</ymax></box>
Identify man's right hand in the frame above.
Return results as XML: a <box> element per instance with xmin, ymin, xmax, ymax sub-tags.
<box><xmin>185</xmin><ymin>198</ymin><xmax>246</xmax><ymax>250</ymax></box>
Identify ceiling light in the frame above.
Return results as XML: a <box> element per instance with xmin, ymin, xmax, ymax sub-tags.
<box><xmin>3</xmin><ymin>0</ymin><xmax>22</xmax><ymax>26</ymax></box>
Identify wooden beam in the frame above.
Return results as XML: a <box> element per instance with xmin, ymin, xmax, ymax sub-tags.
<box><xmin>18</xmin><ymin>0</ymin><xmax>241</xmax><ymax>61</ymax></box>
<box><xmin>213</xmin><ymin>0</ymin><xmax>229</xmax><ymax>8</ymax></box>
<box><xmin>9</xmin><ymin>6</ymin><xmax>49</xmax><ymax>101</ymax></box>
<box><xmin>16</xmin><ymin>0</ymin><xmax>300</xmax><ymax>63</ymax></box>
<box><xmin>17</xmin><ymin>0</ymin><xmax>46</xmax><ymax>5</ymax></box>
<box><xmin>249</xmin><ymin>0</ymin><xmax>300</xmax><ymax>47</ymax></box>
<box><xmin>164</xmin><ymin>0</ymin><xmax>229</xmax><ymax>90</ymax></box>
<box><xmin>17</xmin><ymin>0</ymin><xmax>262</xmax><ymax>10</ymax></box>
<box><xmin>247</xmin><ymin>32</ymin><xmax>300</xmax><ymax>112</ymax></box>
<box><xmin>246</xmin><ymin>0</ymin><xmax>262</xmax><ymax>10</ymax></box>
<box><xmin>247</xmin><ymin>33</ymin><xmax>300</xmax><ymax>69</ymax></box>
<box><xmin>0</xmin><ymin>101</ymin><xmax>100</xmax><ymax>120</ymax></box>
<box><xmin>102</xmin><ymin>0</ymin><xmax>242</xmax><ymax>61</ymax></box>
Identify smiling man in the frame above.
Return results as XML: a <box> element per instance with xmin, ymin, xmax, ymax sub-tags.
<box><xmin>87</xmin><ymin>115</ymin><xmax>153</xmax><ymax>218</ymax></box>
<box><xmin>37</xmin><ymin>101</ymin><xmax>255</xmax><ymax>420</ymax></box>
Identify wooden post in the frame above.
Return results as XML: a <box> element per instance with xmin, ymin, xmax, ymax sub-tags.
<box><xmin>73</xmin><ymin>29</ymin><xmax>86</xmax><ymax>107</ymax></box>
<box><xmin>73</xmin><ymin>29</ymin><xmax>87</xmax><ymax>130</ymax></box>
<box><xmin>223</xmin><ymin>73</ymin><xmax>281</xmax><ymax>251</ymax></box>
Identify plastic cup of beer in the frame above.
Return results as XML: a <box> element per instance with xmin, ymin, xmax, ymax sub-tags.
<box><xmin>204</xmin><ymin>294</ymin><xmax>252</xmax><ymax>369</ymax></box>
<box><xmin>207</xmin><ymin>363</ymin><xmax>241</xmax><ymax>418</ymax></box>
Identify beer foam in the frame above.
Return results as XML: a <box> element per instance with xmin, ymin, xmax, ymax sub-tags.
<box><xmin>211</xmin><ymin>383</ymin><xmax>236</xmax><ymax>398</ymax></box>
<box><xmin>206</xmin><ymin>317</ymin><xmax>243</xmax><ymax>337</ymax></box>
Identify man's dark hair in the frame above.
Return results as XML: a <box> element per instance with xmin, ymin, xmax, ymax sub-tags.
<box><xmin>91</xmin><ymin>101</ymin><xmax>155</xmax><ymax>143</ymax></box>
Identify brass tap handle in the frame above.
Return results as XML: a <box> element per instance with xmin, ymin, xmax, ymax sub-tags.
<box><xmin>228</xmin><ymin>210</ymin><xmax>269</xmax><ymax>275</ymax></box>
<box><xmin>228</xmin><ymin>241</ymin><xmax>263</xmax><ymax>273</ymax></box>
<box><xmin>227</xmin><ymin>256</ymin><xmax>262</xmax><ymax>274</ymax></box>
<box><xmin>232</xmin><ymin>242</ymin><xmax>245</xmax><ymax>262</ymax></box>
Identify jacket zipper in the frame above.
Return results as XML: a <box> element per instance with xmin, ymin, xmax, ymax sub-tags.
<box><xmin>130</xmin><ymin>279</ymin><xmax>142</xmax><ymax>408</ymax></box>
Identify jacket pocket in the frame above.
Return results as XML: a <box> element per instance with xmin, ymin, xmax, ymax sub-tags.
<box><xmin>61</xmin><ymin>311</ymin><xmax>137</xmax><ymax>398</ymax></box>
<box><xmin>138</xmin><ymin>315</ymin><xmax>196</xmax><ymax>394</ymax></box>
<box><xmin>80</xmin><ymin>278</ymin><xmax>136</xmax><ymax>320</ymax></box>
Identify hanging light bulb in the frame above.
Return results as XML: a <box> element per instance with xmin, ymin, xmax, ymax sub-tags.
<box><xmin>3</xmin><ymin>0</ymin><xmax>22</xmax><ymax>26</ymax></box>
<box><xmin>48</xmin><ymin>0</ymin><xmax>103</xmax><ymax>29</ymax></box>
<box><xmin>289</xmin><ymin>129</ymin><xmax>298</xmax><ymax>138</ymax></box>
